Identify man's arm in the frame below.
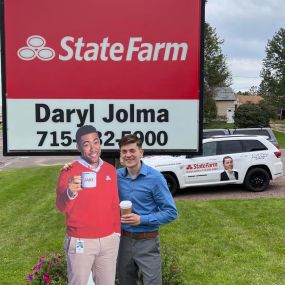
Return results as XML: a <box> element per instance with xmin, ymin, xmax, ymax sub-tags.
<box><xmin>139</xmin><ymin>174</ymin><xmax>178</xmax><ymax>226</ymax></box>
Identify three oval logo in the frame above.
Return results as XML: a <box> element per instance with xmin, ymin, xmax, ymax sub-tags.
<box><xmin>17</xmin><ymin>35</ymin><xmax>55</xmax><ymax>61</ymax></box>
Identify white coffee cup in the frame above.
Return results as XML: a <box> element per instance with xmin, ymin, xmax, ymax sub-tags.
<box><xmin>120</xmin><ymin>200</ymin><xmax>132</xmax><ymax>215</ymax></box>
<box><xmin>81</xmin><ymin>172</ymin><xmax>96</xmax><ymax>188</ymax></box>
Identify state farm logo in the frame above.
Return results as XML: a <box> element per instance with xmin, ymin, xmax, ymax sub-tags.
<box><xmin>186</xmin><ymin>162</ymin><xmax>218</xmax><ymax>172</ymax></box>
<box><xmin>17</xmin><ymin>35</ymin><xmax>55</xmax><ymax>61</ymax></box>
<box><xmin>17</xmin><ymin>35</ymin><xmax>189</xmax><ymax>62</ymax></box>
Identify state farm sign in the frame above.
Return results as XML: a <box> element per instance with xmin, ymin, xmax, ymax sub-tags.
<box><xmin>1</xmin><ymin>0</ymin><xmax>204</xmax><ymax>155</ymax></box>
<box><xmin>18</xmin><ymin>35</ymin><xmax>189</xmax><ymax>62</ymax></box>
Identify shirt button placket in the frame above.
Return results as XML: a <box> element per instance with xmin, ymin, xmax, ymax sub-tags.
<box><xmin>130</xmin><ymin>179</ymin><xmax>135</xmax><ymax>200</ymax></box>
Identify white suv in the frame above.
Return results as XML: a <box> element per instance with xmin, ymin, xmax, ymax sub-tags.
<box><xmin>143</xmin><ymin>135</ymin><xmax>283</xmax><ymax>194</ymax></box>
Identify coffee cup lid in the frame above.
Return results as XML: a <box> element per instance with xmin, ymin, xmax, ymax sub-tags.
<box><xmin>120</xmin><ymin>200</ymin><xmax>132</xmax><ymax>208</ymax></box>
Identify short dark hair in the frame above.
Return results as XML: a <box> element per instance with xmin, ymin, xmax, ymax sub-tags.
<box><xmin>223</xmin><ymin>156</ymin><xmax>233</xmax><ymax>164</ymax></box>
<box><xmin>118</xmin><ymin>134</ymin><xmax>142</xmax><ymax>149</ymax></box>
<box><xmin>76</xmin><ymin>125</ymin><xmax>98</xmax><ymax>144</ymax></box>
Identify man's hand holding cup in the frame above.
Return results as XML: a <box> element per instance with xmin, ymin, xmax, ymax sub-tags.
<box><xmin>68</xmin><ymin>175</ymin><xmax>82</xmax><ymax>196</ymax></box>
<box><xmin>120</xmin><ymin>200</ymin><xmax>141</xmax><ymax>226</ymax></box>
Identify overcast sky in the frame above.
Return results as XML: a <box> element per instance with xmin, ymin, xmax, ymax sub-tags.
<box><xmin>206</xmin><ymin>0</ymin><xmax>285</xmax><ymax>92</ymax></box>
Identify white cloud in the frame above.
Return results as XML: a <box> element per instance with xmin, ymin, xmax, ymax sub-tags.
<box><xmin>205</xmin><ymin>0</ymin><xmax>285</xmax><ymax>91</ymax></box>
<box><xmin>228</xmin><ymin>58</ymin><xmax>262</xmax><ymax>91</ymax></box>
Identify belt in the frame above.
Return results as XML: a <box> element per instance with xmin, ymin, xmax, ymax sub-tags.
<box><xmin>122</xmin><ymin>230</ymin><xmax>158</xmax><ymax>240</ymax></box>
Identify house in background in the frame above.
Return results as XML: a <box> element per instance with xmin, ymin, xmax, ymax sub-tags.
<box><xmin>234</xmin><ymin>95</ymin><xmax>263</xmax><ymax>107</ymax></box>
<box><xmin>213</xmin><ymin>87</ymin><xmax>236</xmax><ymax>123</ymax></box>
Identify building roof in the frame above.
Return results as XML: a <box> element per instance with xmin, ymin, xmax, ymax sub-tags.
<box><xmin>236</xmin><ymin>95</ymin><xmax>263</xmax><ymax>104</ymax></box>
<box><xmin>213</xmin><ymin>87</ymin><xmax>236</xmax><ymax>101</ymax></box>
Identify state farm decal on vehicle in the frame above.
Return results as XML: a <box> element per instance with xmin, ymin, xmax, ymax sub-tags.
<box><xmin>186</xmin><ymin>162</ymin><xmax>218</xmax><ymax>172</ymax></box>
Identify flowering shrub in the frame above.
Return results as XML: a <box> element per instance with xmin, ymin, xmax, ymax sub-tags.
<box><xmin>27</xmin><ymin>247</ymin><xmax>182</xmax><ymax>284</ymax></box>
<box><xmin>26</xmin><ymin>253</ymin><xmax>67</xmax><ymax>285</ymax></box>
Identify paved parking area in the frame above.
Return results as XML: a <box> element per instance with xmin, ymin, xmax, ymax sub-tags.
<box><xmin>0</xmin><ymin>130</ymin><xmax>76</xmax><ymax>170</ymax></box>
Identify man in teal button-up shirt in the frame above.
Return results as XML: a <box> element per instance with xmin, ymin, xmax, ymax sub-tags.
<box><xmin>117</xmin><ymin>134</ymin><xmax>178</xmax><ymax>285</ymax></box>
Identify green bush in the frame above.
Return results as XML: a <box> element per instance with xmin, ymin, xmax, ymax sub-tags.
<box><xmin>234</xmin><ymin>103</ymin><xmax>270</xmax><ymax>127</ymax></box>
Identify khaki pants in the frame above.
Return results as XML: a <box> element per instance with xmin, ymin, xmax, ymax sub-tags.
<box><xmin>64</xmin><ymin>233</ymin><xmax>120</xmax><ymax>285</ymax></box>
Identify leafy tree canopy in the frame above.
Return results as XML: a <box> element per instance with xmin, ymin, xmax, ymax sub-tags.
<box><xmin>204</xmin><ymin>22</ymin><xmax>232</xmax><ymax>89</ymax></box>
<box><xmin>203</xmin><ymin>22</ymin><xmax>232</xmax><ymax>121</ymax></box>
<box><xmin>259</xmin><ymin>27</ymin><xmax>285</xmax><ymax>108</ymax></box>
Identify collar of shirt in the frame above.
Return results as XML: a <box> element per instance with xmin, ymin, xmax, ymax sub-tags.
<box><xmin>123</xmin><ymin>161</ymin><xmax>148</xmax><ymax>179</ymax></box>
<box><xmin>77</xmin><ymin>157</ymin><xmax>104</xmax><ymax>173</ymax></box>
<box><xmin>226</xmin><ymin>170</ymin><xmax>236</xmax><ymax>180</ymax></box>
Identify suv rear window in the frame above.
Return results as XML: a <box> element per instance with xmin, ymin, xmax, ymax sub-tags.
<box><xmin>242</xmin><ymin>140</ymin><xmax>267</xmax><ymax>152</ymax></box>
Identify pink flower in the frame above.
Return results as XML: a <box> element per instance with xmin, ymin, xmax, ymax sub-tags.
<box><xmin>27</xmin><ymin>274</ymin><xmax>33</xmax><ymax>281</ymax></box>
<box><xmin>27</xmin><ymin>253</ymin><xmax>67</xmax><ymax>284</ymax></box>
<box><xmin>43</xmin><ymin>272</ymin><xmax>51</xmax><ymax>284</ymax></box>
<box><xmin>33</xmin><ymin>263</ymin><xmax>42</xmax><ymax>271</ymax></box>
<box><xmin>38</xmin><ymin>256</ymin><xmax>46</xmax><ymax>263</ymax></box>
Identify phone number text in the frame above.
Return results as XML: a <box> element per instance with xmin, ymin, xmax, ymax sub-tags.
<box><xmin>37</xmin><ymin>130</ymin><xmax>168</xmax><ymax>147</ymax></box>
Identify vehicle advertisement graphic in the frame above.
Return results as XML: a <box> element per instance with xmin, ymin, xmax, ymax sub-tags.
<box><xmin>186</xmin><ymin>162</ymin><xmax>218</xmax><ymax>172</ymax></box>
<box><xmin>1</xmin><ymin>0</ymin><xmax>203</xmax><ymax>155</ymax></box>
<box><xmin>251</xmin><ymin>152</ymin><xmax>269</xmax><ymax>161</ymax></box>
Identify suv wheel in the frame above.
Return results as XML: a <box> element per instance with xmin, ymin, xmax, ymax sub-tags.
<box><xmin>163</xmin><ymin>173</ymin><xmax>178</xmax><ymax>195</ymax></box>
<box><xmin>244</xmin><ymin>168</ymin><xmax>270</xmax><ymax>192</ymax></box>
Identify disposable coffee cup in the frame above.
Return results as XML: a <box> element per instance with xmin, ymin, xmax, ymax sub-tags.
<box><xmin>120</xmin><ymin>200</ymin><xmax>132</xmax><ymax>215</ymax></box>
<box><xmin>81</xmin><ymin>172</ymin><xmax>96</xmax><ymax>188</ymax></box>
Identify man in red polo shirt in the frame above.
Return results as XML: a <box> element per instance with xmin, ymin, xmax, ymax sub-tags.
<box><xmin>56</xmin><ymin>125</ymin><xmax>120</xmax><ymax>285</ymax></box>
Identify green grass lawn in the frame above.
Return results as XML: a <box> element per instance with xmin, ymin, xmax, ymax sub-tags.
<box><xmin>271</xmin><ymin>120</ymin><xmax>285</xmax><ymax>125</ymax></box>
<box><xmin>1</xmin><ymin>166</ymin><xmax>285</xmax><ymax>284</ymax></box>
<box><xmin>204</xmin><ymin>122</ymin><xmax>235</xmax><ymax>129</ymax></box>
<box><xmin>274</xmin><ymin>130</ymin><xmax>285</xmax><ymax>148</ymax></box>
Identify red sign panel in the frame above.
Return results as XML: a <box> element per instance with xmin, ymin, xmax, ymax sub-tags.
<box><xmin>1</xmin><ymin>0</ymin><xmax>203</xmax><ymax>155</ymax></box>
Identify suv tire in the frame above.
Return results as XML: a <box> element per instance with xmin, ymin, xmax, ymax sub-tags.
<box><xmin>244</xmin><ymin>167</ymin><xmax>270</xmax><ymax>192</ymax></box>
<box><xmin>163</xmin><ymin>173</ymin><xmax>178</xmax><ymax>195</ymax></box>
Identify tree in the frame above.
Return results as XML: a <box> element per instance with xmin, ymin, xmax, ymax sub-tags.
<box><xmin>236</xmin><ymin>86</ymin><xmax>259</xmax><ymax>96</ymax></box>
<box><xmin>259</xmin><ymin>27</ymin><xmax>285</xmax><ymax>108</ymax></box>
<box><xmin>203</xmin><ymin>22</ymin><xmax>232</xmax><ymax>122</ymax></box>
<box><xmin>204</xmin><ymin>85</ymin><xmax>217</xmax><ymax>123</ymax></box>
<box><xmin>258</xmin><ymin>99</ymin><xmax>277</xmax><ymax>120</ymax></box>
<box><xmin>204</xmin><ymin>22</ymin><xmax>232</xmax><ymax>89</ymax></box>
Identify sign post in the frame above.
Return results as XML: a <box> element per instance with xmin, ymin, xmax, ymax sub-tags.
<box><xmin>1</xmin><ymin>0</ymin><xmax>204</xmax><ymax>156</ymax></box>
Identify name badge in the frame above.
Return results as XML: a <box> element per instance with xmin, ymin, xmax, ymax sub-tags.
<box><xmin>76</xmin><ymin>239</ymin><xmax>84</xmax><ymax>254</ymax></box>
